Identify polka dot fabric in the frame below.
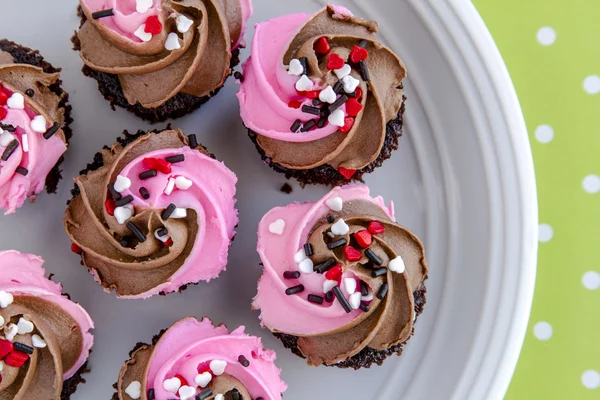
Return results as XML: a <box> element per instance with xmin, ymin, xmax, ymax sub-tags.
<box><xmin>476</xmin><ymin>1</ymin><xmax>600</xmax><ymax>398</ymax></box>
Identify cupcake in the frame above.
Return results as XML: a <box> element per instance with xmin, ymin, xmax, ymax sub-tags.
<box><xmin>115</xmin><ymin>317</ymin><xmax>286</xmax><ymax>400</ymax></box>
<box><xmin>0</xmin><ymin>250</ymin><xmax>94</xmax><ymax>398</ymax></box>
<box><xmin>73</xmin><ymin>0</ymin><xmax>253</xmax><ymax>122</ymax></box>
<box><xmin>237</xmin><ymin>5</ymin><xmax>406</xmax><ymax>186</ymax></box>
<box><xmin>64</xmin><ymin>128</ymin><xmax>238</xmax><ymax>298</ymax></box>
<box><xmin>253</xmin><ymin>185</ymin><xmax>428</xmax><ymax>369</ymax></box>
<box><xmin>0</xmin><ymin>39</ymin><xmax>73</xmax><ymax>214</ymax></box>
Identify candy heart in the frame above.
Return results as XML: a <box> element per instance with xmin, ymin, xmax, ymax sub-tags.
<box><xmin>0</xmin><ymin>132</ymin><xmax>14</xmax><ymax>147</ymax></box>
<box><xmin>17</xmin><ymin>318</ymin><xmax>34</xmax><ymax>334</ymax></box>
<box><xmin>287</xmin><ymin>59</ymin><xmax>304</xmax><ymax>76</ymax></box>
<box><xmin>0</xmin><ymin>91</ymin><xmax>7</xmax><ymax>106</ymax></box>
<box><xmin>194</xmin><ymin>371</ymin><xmax>212</xmax><ymax>387</ymax></box>
<box><xmin>349</xmin><ymin>292</ymin><xmax>362</xmax><ymax>309</ymax></box>
<box><xmin>354</xmin><ymin>230</ymin><xmax>372</xmax><ymax>248</ymax></box>
<box><xmin>330</xmin><ymin>218</ymin><xmax>349</xmax><ymax>236</ymax></box>
<box><xmin>338</xmin><ymin>167</ymin><xmax>357</xmax><ymax>180</ymax></box>
<box><xmin>114</xmin><ymin>175</ymin><xmax>131</xmax><ymax>193</ymax></box>
<box><xmin>294</xmin><ymin>249</ymin><xmax>307</xmax><ymax>263</ymax></box>
<box><xmin>342</xmin><ymin>75</ymin><xmax>360</xmax><ymax>93</ymax></box>
<box><xmin>343</xmin><ymin>278</ymin><xmax>357</xmax><ymax>295</ymax></box>
<box><xmin>327</xmin><ymin>53</ymin><xmax>345</xmax><ymax>70</ymax></box>
<box><xmin>136</xmin><ymin>0</ymin><xmax>153</xmax><ymax>13</ymax></box>
<box><xmin>4</xmin><ymin>350</ymin><xmax>28</xmax><ymax>367</ymax></box>
<box><xmin>325</xmin><ymin>196</ymin><xmax>343</xmax><ymax>211</ymax></box>
<box><xmin>114</xmin><ymin>205</ymin><xmax>133</xmax><ymax>225</ymax></box>
<box><xmin>361</xmin><ymin>292</ymin><xmax>374</xmax><ymax>302</ymax></box>
<box><xmin>175</xmin><ymin>176</ymin><xmax>193</xmax><ymax>190</ymax></box>
<box><xmin>215</xmin><ymin>394</ymin><xmax>225</xmax><ymax>400</ymax></box>
<box><xmin>323</xmin><ymin>279</ymin><xmax>338</xmax><ymax>293</ymax></box>
<box><xmin>134</xmin><ymin>24</ymin><xmax>152</xmax><ymax>42</ymax></box>
<box><xmin>0</xmin><ymin>291</ymin><xmax>13</xmax><ymax>308</ymax></box>
<box><xmin>328</xmin><ymin>109</ymin><xmax>345</xmax><ymax>127</ymax></box>
<box><xmin>334</xmin><ymin>64</ymin><xmax>351</xmax><ymax>79</ymax></box>
<box><xmin>367</xmin><ymin>221</ymin><xmax>385</xmax><ymax>235</ymax></box>
<box><xmin>6</xmin><ymin>93</ymin><xmax>24</xmax><ymax>109</ymax></box>
<box><xmin>269</xmin><ymin>219</ymin><xmax>285</xmax><ymax>235</ymax></box>
<box><xmin>319</xmin><ymin>86</ymin><xmax>337</xmax><ymax>104</ymax></box>
<box><xmin>0</xmin><ymin>339</ymin><xmax>13</xmax><ymax>358</ymax></box>
<box><xmin>295</xmin><ymin>75</ymin><xmax>313</xmax><ymax>92</ymax></box>
<box><xmin>344</xmin><ymin>246</ymin><xmax>361</xmax><ymax>262</ymax></box>
<box><xmin>389</xmin><ymin>256</ymin><xmax>406</xmax><ymax>273</ymax></box>
<box><xmin>125</xmin><ymin>381</ymin><xmax>141</xmax><ymax>400</ymax></box>
<box><xmin>30</xmin><ymin>115</ymin><xmax>47</xmax><ymax>133</ymax></box>
<box><xmin>31</xmin><ymin>334</ymin><xmax>47</xmax><ymax>348</ymax></box>
<box><xmin>163</xmin><ymin>377</ymin><xmax>181</xmax><ymax>393</ymax></box>
<box><xmin>338</xmin><ymin>117</ymin><xmax>355</xmax><ymax>133</ymax></box>
<box><xmin>0</xmin><ymin>107</ymin><xmax>6</xmax><ymax>120</ymax></box>
<box><xmin>298</xmin><ymin>259</ymin><xmax>314</xmax><ymax>274</ymax></box>
<box><xmin>165</xmin><ymin>32</ymin><xmax>181</xmax><ymax>50</ymax></box>
<box><xmin>0</xmin><ymin>315</ymin><xmax>4</xmax><ymax>327</ymax></box>
<box><xmin>345</xmin><ymin>97</ymin><xmax>363</xmax><ymax>117</ymax></box>
<box><xmin>171</xmin><ymin>207</ymin><xmax>187</xmax><ymax>219</ymax></box>
<box><xmin>350</xmin><ymin>45</ymin><xmax>369</xmax><ymax>63</ymax></box>
<box><xmin>144</xmin><ymin>16</ymin><xmax>162</xmax><ymax>34</ymax></box>
<box><xmin>325</xmin><ymin>265</ymin><xmax>342</xmax><ymax>281</ymax></box>
<box><xmin>178</xmin><ymin>385</ymin><xmax>196</xmax><ymax>400</ymax></box>
<box><xmin>288</xmin><ymin>100</ymin><xmax>302</xmax><ymax>109</ymax></box>
<box><xmin>314</xmin><ymin>37</ymin><xmax>331</xmax><ymax>54</ymax></box>
<box><xmin>176</xmin><ymin>15</ymin><xmax>193</xmax><ymax>33</ymax></box>
<box><xmin>5</xmin><ymin>324</ymin><xmax>17</xmax><ymax>341</ymax></box>
<box><xmin>210</xmin><ymin>359</ymin><xmax>227</xmax><ymax>376</ymax></box>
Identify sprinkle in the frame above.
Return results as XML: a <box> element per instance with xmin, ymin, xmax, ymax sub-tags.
<box><xmin>268</xmin><ymin>219</ymin><xmax>285</xmax><ymax>235</ymax></box>
<box><xmin>304</xmin><ymin>243</ymin><xmax>314</xmax><ymax>256</ymax></box>
<box><xmin>120</xmin><ymin>238</ymin><xmax>131</xmax><ymax>248</ymax></box>
<box><xmin>210</xmin><ymin>359</ymin><xmax>227</xmax><ymax>375</ymax></box>
<box><xmin>300</xmin><ymin>119</ymin><xmax>317</xmax><ymax>132</ymax></box>
<box><xmin>283</xmin><ymin>271</ymin><xmax>300</xmax><ymax>279</ymax></box>
<box><xmin>165</xmin><ymin>32</ymin><xmax>181</xmax><ymax>50</ymax></box>
<box><xmin>319</xmin><ymin>86</ymin><xmax>337</xmax><ymax>104</ymax></box>
<box><xmin>314</xmin><ymin>37</ymin><xmax>331</xmax><ymax>54</ymax></box>
<box><xmin>176</xmin><ymin>15</ymin><xmax>193</xmax><ymax>33</ymax></box>
<box><xmin>371</xmin><ymin>267</ymin><xmax>388</xmax><ymax>278</ymax></box>
<box><xmin>312</xmin><ymin>99</ymin><xmax>322</xmax><ymax>106</ymax></box>
<box><xmin>115</xmin><ymin>195</ymin><xmax>133</xmax><ymax>207</ymax></box>
<box><xmin>195</xmin><ymin>372</ymin><xmax>212</xmax><ymax>387</ymax></box>
<box><xmin>17</xmin><ymin>318</ymin><xmax>33</xmax><ymax>334</ymax></box>
<box><xmin>342</xmin><ymin>75</ymin><xmax>361</xmax><ymax>93</ymax></box>
<box><xmin>114</xmin><ymin>175</ymin><xmax>132</xmax><ymax>193</ymax></box>
<box><xmin>325</xmin><ymin>265</ymin><xmax>342</xmax><ymax>281</ymax></box>
<box><xmin>358</xmin><ymin>39</ymin><xmax>368</xmax><ymax>48</ymax></box>
<box><xmin>0</xmin><ymin>292</ymin><xmax>11</xmax><ymax>308</ymax></box>
<box><xmin>92</xmin><ymin>8</ymin><xmax>114</xmax><ymax>19</ymax></box>
<box><xmin>295</xmin><ymin>75</ymin><xmax>313</xmax><ymax>92</ymax></box>
<box><xmin>136</xmin><ymin>0</ymin><xmax>152</xmax><ymax>13</ymax></box>
<box><xmin>349</xmin><ymin>292</ymin><xmax>362</xmax><ymax>309</ymax></box>
<box><xmin>6</xmin><ymin>93</ymin><xmax>24</xmax><ymax>109</ymax></box>
<box><xmin>365</xmin><ymin>249</ymin><xmax>383</xmax><ymax>265</ymax></box>
<box><xmin>377</xmin><ymin>283</ymin><xmax>389</xmax><ymax>299</ymax></box>
<box><xmin>350</xmin><ymin>45</ymin><xmax>369</xmax><ymax>63</ymax></box>
<box><xmin>301</xmin><ymin>105</ymin><xmax>321</xmax><ymax>116</ymax></box>
<box><xmin>13</xmin><ymin>342</ymin><xmax>34</xmax><ymax>355</ymax></box>
<box><xmin>343</xmin><ymin>278</ymin><xmax>357</xmax><ymax>295</ymax></box>
<box><xmin>359</xmin><ymin>60</ymin><xmax>371</xmax><ymax>81</ymax></box>
<box><xmin>330</xmin><ymin>218</ymin><xmax>350</xmax><ymax>236</ymax></box>
<box><xmin>325</xmin><ymin>291</ymin><xmax>334</xmax><ymax>302</ymax></box>
<box><xmin>161</xmin><ymin>204</ymin><xmax>176</xmax><ymax>220</ymax></box>
<box><xmin>294</xmin><ymin>249</ymin><xmax>307</xmax><ymax>263</ymax></box>
<box><xmin>125</xmin><ymin>381</ymin><xmax>142</xmax><ymax>399</ymax></box>
<box><xmin>187</xmin><ymin>134</ymin><xmax>198</xmax><ymax>149</ymax></box>
<box><xmin>5</xmin><ymin>324</ymin><xmax>17</xmax><ymax>341</ymax></box>
<box><xmin>171</xmin><ymin>208</ymin><xmax>187</xmax><ymax>219</ymax></box>
<box><xmin>107</xmin><ymin>183</ymin><xmax>122</xmax><ymax>200</ymax></box>
<box><xmin>389</xmin><ymin>256</ymin><xmax>406</xmax><ymax>273</ymax></box>
<box><xmin>0</xmin><ymin>132</ymin><xmax>13</xmax><ymax>147</ymax></box>
<box><xmin>0</xmin><ymin>124</ymin><xmax>15</xmax><ymax>132</ymax></box>
<box><xmin>326</xmin><ymin>196</ymin><xmax>343</xmax><ymax>211</ymax></box>
<box><xmin>333</xmin><ymin>81</ymin><xmax>344</xmax><ymax>94</ymax></box>
<box><xmin>147</xmin><ymin>389</ymin><xmax>155</xmax><ymax>400</ymax></box>
<box><xmin>327</xmin><ymin>53</ymin><xmax>345</xmax><ymax>70</ymax></box>
<box><xmin>328</xmin><ymin>95</ymin><xmax>349</xmax><ymax>113</ymax></box>
<box><xmin>359</xmin><ymin>302</ymin><xmax>370</xmax><ymax>312</ymax></box>
<box><xmin>1</xmin><ymin>139</ymin><xmax>18</xmax><ymax>161</ymax></box>
<box><xmin>333</xmin><ymin>286</ymin><xmax>352</xmax><ymax>313</ymax></box>
<box><xmin>298</xmin><ymin>258</ymin><xmax>314</xmax><ymax>274</ymax></box>
<box><xmin>31</xmin><ymin>334</ymin><xmax>47</xmax><ymax>348</ymax></box>
<box><xmin>360</xmin><ymin>280</ymin><xmax>369</xmax><ymax>296</ymax></box>
<box><xmin>290</xmin><ymin>119</ymin><xmax>302</xmax><ymax>132</ymax></box>
<box><xmin>314</xmin><ymin>258</ymin><xmax>336</xmax><ymax>273</ymax></box>
<box><xmin>334</xmin><ymin>64</ymin><xmax>352</xmax><ymax>79</ymax></box>
<box><xmin>114</xmin><ymin>205</ymin><xmax>134</xmax><ymax>225</ymax></box>
<box><xmin>327</xmin><ymin>238</ymin><xmax>347</xmax><ymax>249</ymax></box>
<box><xmin>368</xmin><ymin>221</ymin><xmax>386</xmax><ymax>235</ymax></box>
<box><xmin>139</xmin><ymin>187</ymin><xmax>150</xmax><ymax>199</ymax></box>
<box><xmin>197</xmin><ymin>389</ymin><xmax>213</xmax><ymax>400</ymax></box>
<box><xmin>299</xmin><ymin>57</ymin><xmax>308</xmax><ymax>75</ymax></box>
<box><xmin>285</xmin><ymin>284</ymin><xmax>305</xmax><ymax>295</ymax></box>
<box><xmin>327</xmin><ymin>232</ymin><xmax>336</xmax><ymax>238</ymax></box>
<box><xmin>127</xmin><ymin>221</ymin><xmax>146</xmax><ymax>242</ymax></box>
<box><xmin>139</xmin><ymin>169</ymin><xmax>157</xmax><ymax>180</ymax></box>
<box><xmin>233</xmin><ymin>71</ymin><xmax>245</xmax><ymax>82</ymax></box>
<box><xmin>156</xmin><ymin>227</ymin><xmax>168</xmax><ymax>237</ymax></box>
<box><xmin>25</xmin><ymin>89</ymin><xmax>35</xmax><ymax>97</ymax></box>
<box><xmin>238</xmin><ymin>355</ymin><xmax>250</xmax><ymax>367</ymax></box>
<box><xmin>308</xmin><ymin>294</ymin><xmax>324</xmax><ymax>304</ymax></box>
<box><xmin>43</xmin><ymin>122</ymin><xmax>61</xmax><ymax>139</ymax></box>
<box><xmin>328</xmin><ymin>109</ymin><xmax>345</xmax><ymax>127</ymax></box>
<box><xmin>287</xmin><ymin>59</ymin><xmax>304</xmax><ymax>76</ymax></box>
<box><xmin>231</xmin><ymin>390</ymin><xmax>242</xmax><ymax>400</ymax></box>
<box><xmin>21</xmin><ymin>134</ymin><xmax>28</xmax><ymax>152</ymax></box>
<box><xmin>166</xmin><ymin>154</ymin><xmax>185</xmax><ymax>163</ymax></box>
<box><xmin>15</xmin><ymin>166</ymin><xmax>28</xmax><ymax>176</ymax></box>
<box><xmin>355</xmin><ymin>230</ymin><xmax>373</xmax><ymax>248</ymax></box>
<box><xmin>175</xmin><ymin>176</ymin><xmax>193</xmax><ymax>190</ymax></box>
<box><xmin>327</xmin><ymin>215</ymin><xmax>335</xmax><ymax>223</ymax></box>
<box><xmin>344</xmin><ymin>245</ymin><xmax>361</xmax><ymax>261</ymax></box>
<box><xmin>134</xmin><ymin>24</ymin><xmax>153</xmax><ymax>42</ymax></box>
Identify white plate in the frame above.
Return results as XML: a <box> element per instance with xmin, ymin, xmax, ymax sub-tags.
<box><xmin>0</xmin><ymin>1</ymin><xmax>537</xmax><ymax>399</ymax></box>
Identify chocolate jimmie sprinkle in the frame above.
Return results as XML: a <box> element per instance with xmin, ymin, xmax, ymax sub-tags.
<box><xmin>285</xmin><ymin>284</ymin><xmax>305</xmax><ymax>295</ymax></box>
<box><xmin>126</xmin><ymin>221</ymin><xmax>146</xmax><ymax>242</ymax></box>
<box><xmin>92</xmin><ymin>8</ymin><xmax>114</xmax><ymax>19</ymax></box>
<box><xmin>333</xmin><ymin>286</ymin><xmax>352</xmax><ymax>313</ymax></box>
<box><xmin>43</xmin><ymin>122</ymin><xmax>61</xmax><ymax>139</ymax></box>
<box><xmin>1</xmin><ymin>140</ymin><xmax>19</xmax><ymax>161</ymax></box>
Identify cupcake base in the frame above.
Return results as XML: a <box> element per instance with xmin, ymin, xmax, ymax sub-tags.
<box><xmin>247</xmin><ymin>95</ymin><xmax>406</xmax><ymax>187</ymax></box>
<box><xmin>273</xmin><ymin>280</ymin><xmax>426</xmax><ymax>370</ymax></box>
<box><xmin>61</xmin><ymin>361</ymin><xmax>89</xmax><ymax>400</ymax></box>
<box><xmin>0</xmin><ymin>39</ymin><xmax>73</xmax><ymax>194</ymax></box>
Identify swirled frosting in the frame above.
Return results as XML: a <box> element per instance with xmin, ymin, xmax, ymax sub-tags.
<box><xmin>237</xmin><ymin>5</ymin><xmax>406</xmax><ymax>174</ymax></box>
<box><xmin>253</xmin><ymin>185</ymin><xmax>427</xmax><ymax>365</ymax></box>
<box><xmin>64</xmin><ymin>129</ymin><xmax>238</xmax><ymax>299</ymax></box>
<box><xmin>117</xmin><ymin>317</ymin><xmax>286</xmax><ymax>400</ymax></box>
<box><xmin>77</xmin><ymin>0</ymin><xmax>252</xmax><ymax>108</ymax></box>
<box><xmin>0</xmin><ymin>48</ymin><xmax>68</xmax><ymax>214</ymax></box>
<box><xmin>0</xmin><ymin>250</ymin><xmax>94</xmax><ymax>398</ymax></box>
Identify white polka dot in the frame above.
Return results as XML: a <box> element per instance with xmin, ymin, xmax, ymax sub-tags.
<box><xmin>533</xmin><ymin>321</ymin><xmax>553</xmax><ymax>341</ymax></box>
<box><xmin>582</xmin><ymin>271</ymin><xmax>600</xmax><ymax>290</ymax></box>
<box><xmin>537</xmin><ymin>27</ymin><xmax>556</xmax><ymax>46</ymax></box>
<box><xmin>582</xmin><ymin>370</ymin><xmax>600</xmax><ymax>389</ymax></box>
<box><xmin>583</xmin><ymin>175</ymin><xmax>600</xmax><ymax>194</ymax></box>
<box><xmin>584</xmin><ymin>75</ymin><xmax>600</xmax><ymax>95</ymax></box>
<box><xmin>534</xmin><ymin>124</ymin><xmax>554</xmax><ymax>143</ymax></box>
<box><xmin>539</xmin><ymin>224</ymin><xmax>553</xmax><ymax>243</ymax></box>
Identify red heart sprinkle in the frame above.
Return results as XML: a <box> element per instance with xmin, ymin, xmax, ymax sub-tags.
<box><xmin>325</xmin><ymin>265</ymin><xmax>343</xmax><ymax>281</ymax></box>
<box><xmin>327</xmin><ymin>54</ymin><xmax>345</xmax><ymax>70</ymax></box>
<box><xmin>314</xmin><ymin>37</ymin><xmax>331</xmax><ymax>55</ymax></box>
<box><xmin>344</xmin><ymin>246</ymin><xmax>361</xmax><ymax>262</ymax></box>
<box><xmin>350</xmin><ymin>46</ymin><xmax>369</xmax><ymax>63</ymax></box>
<box><xmin>155</xmin><ymin>159</ymin><xmax>172</xmax><ymax>174</ymax></box>
<box><xmin>355</xmin><ymin>88</ymin><xmax>363</xmax><ymax>100</ymax></box>
<box><xmin>0</xmin><ymin>91</ymin><xmax>8</xmax><ymax>106</ymax></box>
<box><xmin>338</xmin><ymin>167</ymin><xmax>357</xmax><ymax>180</ymax></box>
<box><xmin>0</xmin><ymin>107</ymin><xmax>7</xmax><ymax>120</ymax></box>
<box><xmin>164</xmin><ymin>238</ymin><xmax>174</xmax><ymax>247</ymax></box>
<box><xmin>345</xmin><ymin>98</ymin><xmax>363</xmax><ymax>117</ymax></box>
<box><xmin>174</xmin><ymin>374</ymin><xmax>188</xmax><ymax>387</ymax></box>
<box><xmin>71</xmin><ymin>243</ymin><xmax>83</xmax><ymax>254</ymax></box>
<box><xmin>0</xmin><ymin>339</ymin><xmax>14</xmax><ymax>359</ymax></box>
<box><xmin>104</xmin><ymin>199</ymin><xmax>116</xmax><ymax>216</ymax></box>
<box><xmin>338</xmin><ymin>117</ymin><xmax>355</xmax><ymax>133</ymax></box>
<box><xmin>305</xmin><ymin>90</ymin><xmax>321</xmax><ymax>99</ymax></box>
<box><xmin>354</xmin><ymin>230</ymin><xmax>372</xmax><ymax>248</ymax></box>
<box><xmin>144</xmin><ymin>16</ymin><xmax>162</xmax><ymax>34</ymax></box>
<box><xmin>143</xmin><ymin>157</ymin><xmax>158</xmax><ymax>170</ymax></box>
<box><xmin>296</xmin><ymin>89</ymin><xmax>307</xmax><ymax>96</ymax></box>
<box><xmin>368</xmin><ymin>221</ymin><xmax>386</xmax><ymax>235</ymax></box>
<box><xmin>288</xmin><ymin>100</ymin><xmax>302</xmax><ymax>109</ymax></box>
<box><xmin>5</xmin><ymin>350</ymin><xmax>29</xmax><ymax>367</ymax></box>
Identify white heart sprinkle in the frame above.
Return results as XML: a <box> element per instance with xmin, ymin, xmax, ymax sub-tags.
<box><xmin>136</xmin><ymin>0</ymin><xmax>152</xmax><ymax>13</ymax></box>
<box><xmin>30</xmin><ymin>115</ymin><xmax>47</xmax><ymax>133</ymax></box>
<box><xmin>165</xmin><ymin>32</ymin><xmax>181</xmax><ymax>51</ymax></box>
<box><xmin>175</xmin><ymin>176</ymin><xmax>193</xmax><ymax>190</ymax></box>
<box><xmin>389</xmin><ymin>256</ymin><xmax>406</xmax><ymax>273</ymax></box>
<box><xmin>330</xmin><ymin>218</ymin><xmax>350</xmax><ymax>236</ymax></box>
<box><xmin>215</xmin><ymin>395</ymin><xmax>225</xmax><ymax>400</ymax></box>
<box><xmin>298</xmin><ymin>258</ymin><xmax>314</xmax><ymax>274</ymax></box>
<box><xmin>268</xmin><ymin>219</ymin><xmax>285</xmax><ymax>235</ymax></box>
<box><xmin>361</xmin><ymin>292</ymin><xmax>374</xmax><ymax>302</ymax></box>
<box><xmin>0</xmin><ymin>361</ymin><xmax>3</xmax><ymax>372</ymax></box>
<box><xmin>0</xmin><ymin>316</ymin><xmax>4</xmax><ymax>327</ymax></box>
<box><xmin>17</xmin><ymin>317</ymin><xmax>34</xmax><ymax>334</ymax></box>
<box><xmin>287</xmin><ymin>59</ymin><xmax>304</xmax><ymax>76</ymax></box>
<box><xmin>294</xmin><ymin>249</ymin><xmax>307</xmax><ymax>263</ymax></box>
<box><xmin>5</xmin><ymin>324</ymin><xmax>17</xmax><ymax>341</ymax></box>
<box><xmin>194</xmin><ymin>371</ymin><xmax>212</xmax><ymax>387</ymax></box>
<box><xmin>343</xmin><ymin>278</ymin><xmax>357</xmax><ymax>295</ymax></box>
<box><xmin>349</xmin><ymin>292</ymin><xmax>362</xmax><ymax>309</ymax></box>
<box><xmin>164</xmin><ymin>177</ymin><xmax>175</xmax><ymax>195</ymax></box>
<box><xmin>114</xmin><ymin>205</ymin><xmax>134</xmax><ymax>225</ymax></box>
<box><xmin>154</xmin><ymin>229</ymin><xmax>170</xmax><ymax>243</ymax></box>
<box><xmin>22</xmin><ymin>135</ymin><xmax>29</xmax><ymax>152</ymax></box>
<box><xmin>295</xmin><ymin>75</ymin><xmax>313</xmax><ymax>92</ymax></box>
<box><xmin>114</xmin><ymin>175</ymin><xmax>131</xmax><ymax>193</ymax></box>
<box><xmin>0</xmin><ymin>291</ymin><xmax>13</xmax><ymax>308</ymax></box>
<box><xmin>176</xmin><ymin>15</ymin><xmax>194</xmax><ymax>33</ymax></box>
<box><xmin>319</xmin><ymin>86</ymin><xmax>337</xmax><ymax>104</ymax></box>
<box><xmin>328</xmin><ymin>109</ymin><xmax>345</xmax><ymax>127</ymax></box>
<box><xmin>125</xmin><ymin>381</ymin><xmax>142</xmax><ymax>399</ymax></box>
<box><xmin>7</xmin><ymin>93</ymin><xmax>24</xmax><ymax>109</ymax></box>
<box><xmin>334</xmin><ymin>64</ymin><xmax>352</xmax><ymax>79</ymax></box>
<box><xmin>327</xmin><ymin>232</ymin><xmax>336</xmax><ymax>239</ymax></box>
<box><xmin>178</xmin><ymin>385</ymin><xmax>196</xmax><ymax>400</ymax></box>
<box><xmin>134</xmin><ymin>24</ymin><xmax>152</xmax><ymax>42</ymax></box>
<box><xmin>323</xmin><ymin>279</ymin><xmax>337</xmax><ymax>293</ymax></box>
<box><xmin>32</xmin><ymin>334</ymin><xmax>47</xmax><ymax>348</ymax></box>
<box><xmin>163</xmin><ymin>377</ymin><xmax>181</xmax><ymax>393</ymax></box>
<box><xmin>342</xmin><ymin>75</ymin><xmax>360</xmax><ymax>93</ymax></box>
<box><xmin>171</xmin><ymin>208</ymin><xmax>187</xmax><ymax>219</ymax></box>
<box><xmin>210</xmin><ymin>359</ymin><xmax>227</xmax><ymax>376</ymax></box>
<box><xmin>0</xmin><ymin>132</ymin><xmax>14</xmax><ymax>147</ymax></box>
<box><xmin>325</xmin><ymin>196</ymin><xmax>343</xmax><ymax>211</ymax></box>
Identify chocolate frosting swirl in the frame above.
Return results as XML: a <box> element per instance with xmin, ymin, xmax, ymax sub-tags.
<box><xmin>77</xmin><ymin>0</ymin><xmax>244</xmax><ymax>108</ymax></box>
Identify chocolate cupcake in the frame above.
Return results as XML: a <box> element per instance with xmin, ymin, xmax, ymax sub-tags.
<box><xmin>237</xmin><ymin>5</ymin><xmax>406</xmax><ymax>186</ymax></box>
<box><xmin>0</xmin><ymin>250</ymin><xmax>94</xmax><ymax>399</ymax></box>
<box><xmin>253</xmin><ymin>185</ymin><xmax>428</xmax><ymax>369</ymax></box>
<box><xmin>0</xmin><ymin>39</ymin><xmax>72</xmax><ymax>214</ymax></box>
<box><xmin>115</xmin><ymin>317</ymin><xmax>286</xmax><ymax>400</ymax></box>
<box><xmin>73</xmin><ymin>0</ymin><xmax>253</xmax><ymax>122</ymax></box>
<box><xmin>64</xmin><ymin>129</ymin><xmax>238</xmax><ymax>298</ymax></box>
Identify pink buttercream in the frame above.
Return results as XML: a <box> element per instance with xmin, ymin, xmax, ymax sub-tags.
<box><xmin>0</xmin><ymin>251</ymin><xmax>94</xmax><ymax>379</ymax></box>
<box><xmin>253</xmin><ymin>185</ymin><xmax>395</xmax><ymax>336</ymax></box>
<box><xmin>115</xmin><ymin>146</ymin><xmax>238</xmax><ymax>299</ymax></box>
<box><xmin>236</xmin><ymin>0</ymin><xmax>253</xmax><ymax>49</ymax></box>
<box><xmin>147</xmin><ymin>317</ymin><xmax>286</xmax><ymax>400</ymax></box>
<box><xmin>0</xmin><ymin>88</ymin><xmax>67</xmax><ymax>215</ymax></box>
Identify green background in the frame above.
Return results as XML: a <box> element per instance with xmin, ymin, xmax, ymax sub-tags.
<box><xmin>475</xmin><ymin>1</ymin><xmax>600</xmax><ymax>398</ymax></box>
